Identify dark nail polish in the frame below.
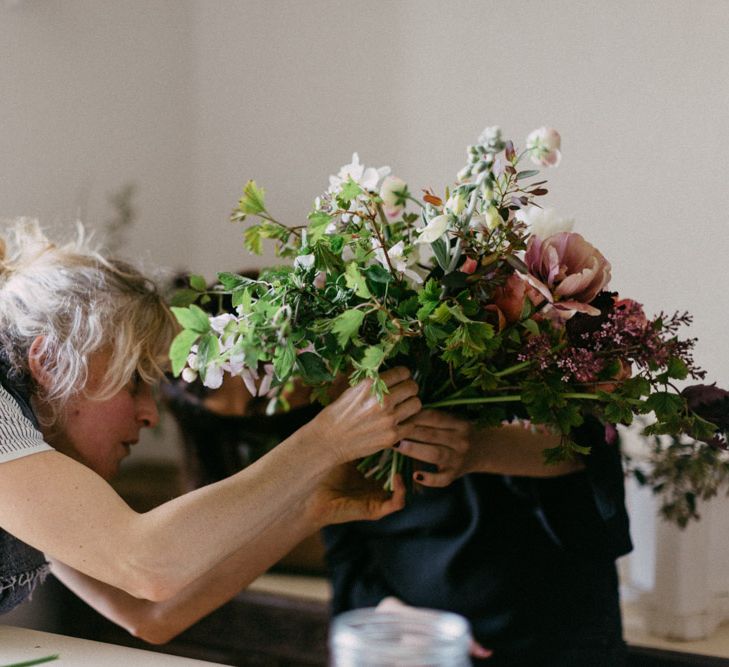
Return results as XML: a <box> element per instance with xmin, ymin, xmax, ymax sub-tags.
<box><xmin>393</xmin><ymin>442</ymin><xmax>400</xmax><ymax>448</ymax></box>
<box><xmin>414</xmin><ymin>472</ymin><xmax>424</xmax><ymax>482</ymax></box>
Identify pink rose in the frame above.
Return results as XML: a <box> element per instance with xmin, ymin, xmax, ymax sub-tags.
<box><xmin>521</xmin><ymin>232</ymin><xmax>611</xmax><ymax>320</ymax></box>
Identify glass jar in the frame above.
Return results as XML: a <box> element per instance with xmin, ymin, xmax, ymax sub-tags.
<box><xmin>329</xmin><ymin>606</ymin><xmax>471</xmax><ymax>666</ymax></box>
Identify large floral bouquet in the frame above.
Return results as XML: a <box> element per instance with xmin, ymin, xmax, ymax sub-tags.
<box><xmin>170</xmin><ymin>126</ymin><xmax>728</xmax><ymax>523</ymax></box>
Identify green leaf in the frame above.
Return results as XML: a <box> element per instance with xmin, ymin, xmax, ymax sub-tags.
<box><xmin>521</xmin><ymin>318</ymin><xmax>540</xmax><ymax>336</ymax></box>
<box><xmin>345</xmin><ymin>262</ymin><xmax>372</xmax><ymax>298</ymax></box>
<box><xmin>667</xmin><ymin>356</ymin><xmax>689</xmax><ymax>380</ymax></box>
<box><xmin>238</xmin><ymin>180</ymin><xmax>266</xmax><ymax>215</ymax></box>
<box><xmin>604</xmin><ymin>400</ymin><xmax>634</xmax><ymax>424</ymax></box>
<box><xmin>169</xmin><ymin>288</ymin><xmax>199</xmax><ymax>308</ymax></box>
<box><xmin>364</xmin><ymin>263</ymin><xmax>393</xmax><ymax>284</ymax></box>
<box><xmin>169</xmin><ymin>330</ymin><xmax>199</xmax><ymax>376</ymax></box>
<box><xmin>171</xmin><ymin>305</ymin><xmax>211</xmax><ymax>334</ymax></box>
<box><xmin>308</xmin><ymin>210</ymin><xmax>333</xmax><ymax>243</ymax></box>
<box><xmin>313</xmin><ymin>242</ymin><xmax>344</xmax><ymax>273</ymax></box>
<box><xmin>646</xmin><ymin>392</ymin><xmax>685</xmax><ymax>420</ymax></box>
<box><xmin>355</xmin><ymin>345</ymin><xmax>386</xmax><ymax>371</ymax></box>
<box><xmin>339</xmin><ymin>177</ymin><xmax>363</xmax><ymax>200</ymax></box>
<box><xmin>196</xmin><ymin>333</ymin><xmax>220</xmax><ymax>383</ymax></box>
<box><xmin>243</xmin><ymin>225</ymin><xmax>263</xmax><ymax>255</ymax></box>
<box><xmin>516</xmin><ymin>169</ymin><xmax>540</xmax><ymax>180</ymax></box>
<box><xmin>331</xmin><ymin>309</ymin><xmax>365</xmax><ymax>348</ymax></box>
<box><xmin>218</xmin><ymin>271</ymin><xmax>259</xmax><ymax>291</ymax></box>
<box><xmin>432</xmin><ymin>237</ymin><xmax>450</xmax><ymax>271</ymax></box>
<box><xmin>296</xmin><ymin>352</ymin><xmax>334</xmax><ymax>384</ymax></box>
<box><xmin>188</xmin><ymin>274</ymin><xmax>207</xmax><ymax>291</ymax></box>
<box><xmin>232</xmin><ymin>286</ymin><xmax>252</xmax><ymax>310</ymax></box>
<box><xmin>273</xmin><ymin>342</ymin><xmax>296</xmax><ymax>381</ymax></box>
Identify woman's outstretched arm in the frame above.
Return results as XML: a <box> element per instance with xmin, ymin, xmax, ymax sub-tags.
<box><xmin>0</xmin><ymin>368</ymin><xmax>418</xmax><ymax>602</ymax></box>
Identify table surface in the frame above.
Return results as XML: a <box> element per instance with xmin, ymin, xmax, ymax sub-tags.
<box><xmin>0</xmin><ymin>626</ymin><xmax>227</xmax><ymax>667</ymax></box>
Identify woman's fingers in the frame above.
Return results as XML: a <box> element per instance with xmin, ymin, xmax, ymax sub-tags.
<box><xmin>385</xmin><ymin>377</ymin><xmax>419</xmax><ymax>408</ymax></box>
<box><xmin>367</xmin><ymin>474</ymin><xmax>406</xmax><ymax>520</ymax></box>
<box><xmin>412</xmin><ymin>468</ymin><xmax>458</xmax><ymax>488</ymax></box>
<box><xmin>397</xmin><ymin>439</ymin><xmax>451</xmax><ymax>467</ymax></box>
<box><xmin>379</xmin><ymin>366</ymin><xmax>412</xmax><ymax>389</ymax></box>
<box><xmin>411</xmin><ymin>409</ymin><xmax>469</xmax><ymax>432</ymax></box>
<box><xmin>393</xmin><ymin>396</ymin><xmax>422</xmax><ymax>426</ymax></box>
<box><xmin>398</xmin><ymin>424</ymin><xmax>469</xmax><ymax>451</ymax></box>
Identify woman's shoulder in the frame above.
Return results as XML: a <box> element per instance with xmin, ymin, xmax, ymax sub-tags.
<box><xmin>0</xmin><ymin>382</ymin><xmax>53</xmax><ymax>463</ymax></box>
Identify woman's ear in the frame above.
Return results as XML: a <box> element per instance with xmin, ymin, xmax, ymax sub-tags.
<box><xmin>27</xmin><ymin>336</ymin><xmax>52</xmax><ymax>390</ymax></box>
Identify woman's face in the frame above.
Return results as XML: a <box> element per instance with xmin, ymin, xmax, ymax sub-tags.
<box><xmin>47</xmin><ymin>350</ymin><xmax>159</xmax><ymax>480</ymax></box>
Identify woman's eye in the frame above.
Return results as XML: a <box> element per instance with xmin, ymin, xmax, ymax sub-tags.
<box><xmin>128</xmin><ymin>372</ymin><xmax>142</xmax><ymax>395</ymax></box>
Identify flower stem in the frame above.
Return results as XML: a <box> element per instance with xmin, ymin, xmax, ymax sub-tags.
<box><xmin>424</xmin><ymin>391</ymin><xmax>605</xmax><ymax>409</ymax></box>
<box><xmin>493</xmin><ymin>360</ymin><xmax>533</xmax><ymax>378</ymax></box>
<box><xmin>425</xmin><ymin>395</ymin><xmax>524</xmax><ymax>409</ymax></box>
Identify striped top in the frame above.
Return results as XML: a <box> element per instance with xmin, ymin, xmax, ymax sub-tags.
<box><xmin>0</xmin><ymin>383</ymin><xmax>52</xmax><ymax>463</ymax></box>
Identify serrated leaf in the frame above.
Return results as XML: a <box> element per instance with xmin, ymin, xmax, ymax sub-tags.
<box><xmin>238</xmin><ymin>180</ymin><xmax>266</xmax><ymax>215</ymax></box>
<box><xmin>169</xmin><ymin>330</ymin><xmax>199</xmax><ymax>376</ymax></box>
<box><xmin>171</xmin><ymin>305</ymin><xmax>211</xmax><ymax>334</ymax></box>
<box><xmin>345</xmin><ymin>262</ymin><xmax>372</xmax><ymax>298</ymax></box>
<box><xmin>431</xmin><ymin>302</ymin><xmax>452</xmax><ymax>324</ymax></box>
<box><xmin>365</xmin><ymin>264</ymin><xmax>393</xmax><ymax>284</ymax></box>
<box><xmin>243</xmin><ymin>225</ymin><xmax>263</xmax><ymax>255</ymax></box>
<box><xmin>331</xmin><ymin>309</ymin><xmax>365</xmax><ymax>348</ymax></box>
<box><xmin>340</xmin><ymin>177</ymin><xmax>363</xmax><ymax>200</ymax></box>
<box><xmin>218</xmin><ymin>271</ymin><xmax>259</xmax><ymax>291</ymax></box>
<box><xmin>646</xmin><ymin>391</ymin><xmax>685</xmax><ymax>420</ymax></box>
<box><xmin>296</xmin><ymin>352</ymin><xmax>334</xmax><ymax>384</ymax></box>
<box><xmin>308</xmin><ymin>209</ymin><xmax>333</xmax><ymax>237</ymax></box>
<box><xmin>667</xmin><ymin>356</ymin><xmax>689</xmax><ymax>380</ymax></box>
<box><xmin>273</xmin><ymin>342</ymin><xmax>296</xmax><ymax>381</ymax></box>
<box><xmin>355</xmin><ymin>345</ymin><xmax>386</xmax><ymax>371</ymax></box>
<box><xmin>169</xmin><ymin>289</ymin><xmax>199</xmax><ymax>308</ymax></box>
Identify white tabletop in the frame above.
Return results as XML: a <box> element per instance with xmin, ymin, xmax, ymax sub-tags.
<box><xmin>0</xmin><ymin>626</ymin><xmax>227</xmax><ymax>667</ymax></box>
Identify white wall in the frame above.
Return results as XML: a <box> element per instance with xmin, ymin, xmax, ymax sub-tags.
<box><xmin>0</xmin><ymin>0</ymin><xmax>195</xmax><ymax>269</ymax></box>
<box><xmin>188</xmin><ymin>0</ymin><xmax>729</xmax><ymax>385</ymax></box>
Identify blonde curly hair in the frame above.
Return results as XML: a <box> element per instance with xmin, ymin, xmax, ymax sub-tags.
<box><xmin>0</xmin><ymin>219</ymin><xmax>177</xmax><ymax>422</ymax></box>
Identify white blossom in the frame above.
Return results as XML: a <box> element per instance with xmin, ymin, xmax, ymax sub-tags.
<box><xmin>416</xmin><ymin>214</ymin><xmax>450</xmax><ymax>244</ymax></box>
<box><xmin>210</xmin><ymin>313</ymin><xmax>236</xmax><ymax>335</ymax></box>
<box><xmin>372</xmin><ymin>238</ymin><xmax>423</xmax><ymax>284</ymax></box>
<box><xmin>328</xmin><ymin>153</ymin><xmax>391</xmax><ymax>195</ymax></box>
<box><xmin>517</xmin><ymin>207</ymin><xmax>574</xmax><ymax>239</ymax></box>
<box><xmin>294</xmin><ymin>253</ymin><xmax>315</xmax><ymax>271</ymax></box>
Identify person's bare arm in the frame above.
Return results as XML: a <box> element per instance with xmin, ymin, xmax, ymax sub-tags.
<box><xmin>0</xmin><ymin>369</ymin><xmax>418</xmax><ymax>601</ymax></box>
<box><xmin>50</xmin><ymin>465</ymin><xmax>404</xmax><ymax>644</ymax></box>
<box><xmin>396</xmin><ymin>409</ymin><xmax>583</xmax><ymax>487</ymax></box>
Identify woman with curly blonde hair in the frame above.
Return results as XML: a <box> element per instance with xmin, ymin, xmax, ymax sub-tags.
<box><xmin>0</xmin><ymin>219</ymin><xmax>421</xmax><ymax>643</ymax></box>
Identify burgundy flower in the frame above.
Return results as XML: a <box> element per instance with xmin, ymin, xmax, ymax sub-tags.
<box><xmin>682</xmin><ymin>384</ymin><xmax>729</xmax><ymax>432</ymax></box>
<box><xmin>521</xmin><ymin>232</ymin><xmax>611</xmax><ymax>320</ymax></box>
<box><xmin>566</xmin><ymin>290</ymin><xmax>617</xmax><ymax>346</ymax></box>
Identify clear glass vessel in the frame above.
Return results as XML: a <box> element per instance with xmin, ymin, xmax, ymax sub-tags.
<box><xmin>329</xmin><ymin>606</ymin><xmax>471</xmax><ymax>666</ymax></box>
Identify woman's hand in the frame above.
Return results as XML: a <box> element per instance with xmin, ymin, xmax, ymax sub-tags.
<box><xmin>307</xmin><ymin>367</ymin><xmax>421</xmax><ymax>464</ymax></box>
<box><xmin>396</xmin><ymin>410</ymin><xmax>477</xmax><ymax>487</ymax></box>
<box><xmin>397</xmin><ymin>409</ymin><xmax>585</xmax><ymax>486</ymax></box>
<box><xmin>304</xmin><ymin>464</ymin><xmax>406</xmax><ymax>527</ymax></box>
